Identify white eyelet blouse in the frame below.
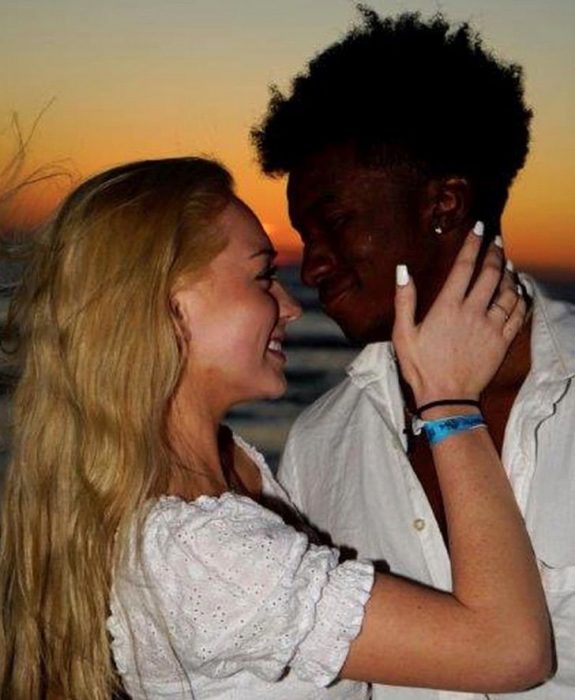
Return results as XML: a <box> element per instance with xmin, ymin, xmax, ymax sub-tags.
<box><xmin>107</xmin><ymin>436</ymin><xmax>374</xmax><ymax>699</ymax></box>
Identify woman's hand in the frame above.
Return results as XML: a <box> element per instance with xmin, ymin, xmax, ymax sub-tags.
<box><xmin>341</xmin><ymin>225</ymin><xmax>550</xmax><ymax>693</ymax></box>
<box><xmin>392</xmin><ymin>224</ymin><xmax>526</xmax><ymax>407</ymax></box>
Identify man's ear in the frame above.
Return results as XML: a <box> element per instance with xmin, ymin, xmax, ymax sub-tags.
<box><xmin>426</xmin><ymin>176</ymin><xmax>474</xmax><ymax>236</ymax></box>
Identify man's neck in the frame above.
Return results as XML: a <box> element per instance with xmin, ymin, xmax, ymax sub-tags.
<box><xmin>486</xmin><ymin>315</ymin><xmax>532</xmax><ymax>394</ymax></box>
<box><xmin>398</xmin><ymin>314</ymin><xmax>532</xmax><ymax>416</ymax></box>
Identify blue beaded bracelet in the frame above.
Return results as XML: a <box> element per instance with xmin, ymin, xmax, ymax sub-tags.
<box><xmin>421</xmin><ymin>414</ymin><xmax>486</xmax><ymax>446</ymax></box>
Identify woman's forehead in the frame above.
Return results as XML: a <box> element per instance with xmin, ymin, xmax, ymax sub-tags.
<box><xmin>218</xmin><ymin>198</ymin><xmax>273</xmax><ymax>255</ymax></box>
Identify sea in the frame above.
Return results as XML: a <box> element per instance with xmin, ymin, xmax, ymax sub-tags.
<box><xmin>1</xmin><ymin>263</ymin><xmax>575</xmax><ymax>474</ymax></box>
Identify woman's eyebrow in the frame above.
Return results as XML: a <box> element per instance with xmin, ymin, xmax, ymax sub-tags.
<box><xmin>249</xmin><ymin>247</ymin><xmax>277</xmax><ymax>260</ymax></box>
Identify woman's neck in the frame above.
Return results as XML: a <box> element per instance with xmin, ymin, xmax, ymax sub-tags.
<box><xmin>166</xmin><ymin>390</ymin><xmax>227</xmax><ymax>500</ymax></box>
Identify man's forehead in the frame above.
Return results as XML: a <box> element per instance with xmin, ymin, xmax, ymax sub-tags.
<box><xmin>287</xmin><ymin>170</ymin><xmax>339</xmax><ymax>225</ymax></box>
<box><xmin>288</xmin><ymin>147</ymin><xmax>362</xmax><ymax>205</ymax></box>
<box><xmin>289</xmin><ymin>144</ymin><xmax>358</xmax><ymax>181</ymax></box>
<box><xmin>287</xmin><ymin>150</ymin><xmax>393</xmax><ymax>220</ymax></box>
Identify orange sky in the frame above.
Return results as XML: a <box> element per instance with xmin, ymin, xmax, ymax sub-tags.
<box><xmin>1</xmin><ymin>0</ymin><xmax>573</xmax><ymax>275</ymax></box>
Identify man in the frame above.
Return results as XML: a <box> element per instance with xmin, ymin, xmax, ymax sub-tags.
<box><xmin>252</xmin><ymin>9</ymin><xmax>575</xmax><ymax>699</ymax></box>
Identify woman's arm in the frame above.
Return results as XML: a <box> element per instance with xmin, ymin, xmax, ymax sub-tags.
<box><xmin>340</xmin><ymin>229</ymin><xmax>552</xmax><ymax>692</ymax></box>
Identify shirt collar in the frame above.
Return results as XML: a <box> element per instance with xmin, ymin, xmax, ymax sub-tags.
<box><xmin>526</xmin><ymin>275</ymin><xmax>575</xmax><ymax>382</ymax></box>
<box><xmin>346</xmin><ymin>340</ymin><xmax>397</xmax><ymax>388</ymax></box>
<box><xmin>345</xmin><ymin>275</ymin><xmax>575</xmax><ymax>388</ymax></box>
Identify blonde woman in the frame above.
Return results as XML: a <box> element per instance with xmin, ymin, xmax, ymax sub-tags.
<box><xmin>0</xmin><ymin>158</ymin><xmax>551</xmax><ymax>699</ymax></box>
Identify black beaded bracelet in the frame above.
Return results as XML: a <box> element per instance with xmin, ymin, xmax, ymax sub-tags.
<box><xmin>415</xmin><ymin>399</ymin><xmax>480</xmax><ymax>419</ymax></box>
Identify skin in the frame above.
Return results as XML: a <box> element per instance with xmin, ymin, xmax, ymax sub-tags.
<box><xmin>340</xmin><ymin>235</ymin><xmax>549</xmax><ymax>690</ymax></box>
<box><xmin>287</xmin><ymin>142</ymin><xmax>533</xmax><ymax>539</ymax></box>
<box><xmin>167</xmin><ymin>197</ymin><xmax>301</xmax><ymax>499</ymax></box>
<box><xmin>162</xmin><ymin>194</ymin><xmax>550</xmax><ymax>690</ymax></box>
<box><xmin>287</xmin><ymin>143</ymin><xmax>464</xmax><ymax>343</ymax></box>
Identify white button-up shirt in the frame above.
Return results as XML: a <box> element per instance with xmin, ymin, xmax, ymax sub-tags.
<box><xmin>279</xmin><ymin>281</ymin><xmax>575</xmax><ymax>699</ymax></box>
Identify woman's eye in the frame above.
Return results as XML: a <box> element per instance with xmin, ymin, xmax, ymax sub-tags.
<box><xmin>257</xmin><ymin>265</ymin><xmax>278</xmax><ymax>286</ymax></box>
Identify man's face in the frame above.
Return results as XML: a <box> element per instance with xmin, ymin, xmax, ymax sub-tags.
<box><xmin>287</xmin><ymin>143</ymin><xmax>445</xmax><ymax>344</ymax></box>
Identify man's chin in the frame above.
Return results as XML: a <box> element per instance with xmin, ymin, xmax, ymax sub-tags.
<box><xmin>332</xmin><ymin>313</ymin><xmax>393</xmax><ymax>347</ymax></box>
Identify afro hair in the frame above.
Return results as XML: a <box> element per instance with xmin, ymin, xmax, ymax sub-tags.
<box><xmin>252</xmin><ymin>7</ymin><xmax>532</xmax><ymax>218</ymax></box>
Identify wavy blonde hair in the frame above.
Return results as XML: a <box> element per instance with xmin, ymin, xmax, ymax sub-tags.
<box><xmin>0</xmin><ymin>157</ymin><xmax>233</xmax><ymax>699</ymax></box>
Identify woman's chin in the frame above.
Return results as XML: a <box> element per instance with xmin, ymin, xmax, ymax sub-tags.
<box><xmin>258</xmin><ymin>376</ymin><xmax>288</xmax><ymax>401</ymax></box>
<box><xmin>237</xmin><ymin>375</ymin><xmax>287</xmax><ymax>405</ymax></box>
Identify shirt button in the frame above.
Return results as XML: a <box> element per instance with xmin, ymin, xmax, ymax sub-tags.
<box><xmin>413</xmin><ymin>518</ymin><xmax>426</xmax><ymax>531</ymax></box>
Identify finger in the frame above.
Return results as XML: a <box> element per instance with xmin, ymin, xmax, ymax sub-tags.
<box><xmin>497</xmin><ymin>284</ymin><xmax>520</xmax><ymax>310</ymax></box>
<box><xmin>499</xmin><ymin>259</ymin><xmax>517</xmax><ymax>295</ymax></box>
<box><xmin>487</xmin><ymin>286</ymin><xmax>520</xmax><ymax>324</ymax></box>
<box><xmin>466</xmin><ymin>237</ymin><xmax>505</xmax><ymax>309</ymax></box>
<box><xmin>504</xmin><ymin>258</ymin><xmax>517</xmax><ymax>279</ymax></box>
<box><xmin>502</xmin><ymin>295</ymin><xmax>527</xmax><ymax>342</ymax></box>
<box><xmin>436</xmin><ymin>221</ymin><xmax>484</xmax><ymax>302</ymax></box>
<box><xmin>393</xmin><ymin>264</ymin><xmax>416</xmax><ymax>339</ymax></box>
<box><xmin>483</xmin><ymin>256</ymin><xmax>516</xmax><ymax>316</ymax></box>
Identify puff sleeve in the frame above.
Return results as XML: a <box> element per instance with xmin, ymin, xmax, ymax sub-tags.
<box><xmin>109</xmin><ymin>494</ymin><xmax>374</xmax><ymax>688</ymax></box>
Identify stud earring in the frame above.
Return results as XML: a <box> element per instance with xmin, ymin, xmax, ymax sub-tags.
<box><xmin>433</xmin><ymin>225</ymin><xmax>443</xmax><ymax>235</ymax></box>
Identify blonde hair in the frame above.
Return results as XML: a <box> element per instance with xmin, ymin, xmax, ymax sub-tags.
<box><xmin>0</xmin><ymin>157</ymin><xmax>233</xmax><ymax>699</ymax></box>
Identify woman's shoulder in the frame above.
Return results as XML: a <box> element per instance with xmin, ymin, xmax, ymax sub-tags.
<box><xmin>143</xmin><ymin>491</ymin><xmax>284</xmax><ymax>541</ymax></box>
<box><xmin>128</xmin><ymin>492</ymin><xmax>307</xmax><ymax>574</ymax></box>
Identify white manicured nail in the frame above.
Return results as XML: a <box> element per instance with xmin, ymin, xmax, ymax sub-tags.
<box><xmin>472</xmin><ymin>220</ymin><xmax>484</xmax><ymax>236</ymax></box>
<box><xmin>516</xmin><ymin>283</ymin><xmax>523</xmax><ymax>296</ymax></box>
<box><xmin>494</xmin><ymin>235</ymin><xmax>504</xmax><ymax>248</ymax></box>
<box><xmin>505</xmin><ymin>259</ymin><xmax>515</xmax><ymax>272</ymax></box>
<box><xmin>396</xmin><ymin>264</ymin><xmax>409</xmax><ymax>287</ymax></box>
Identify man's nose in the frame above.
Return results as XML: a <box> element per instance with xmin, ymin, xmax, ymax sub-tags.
<box><xmin>301</xmin><ymin>240</ymin><xmax>337</xmax><ymax>288</ymax></box>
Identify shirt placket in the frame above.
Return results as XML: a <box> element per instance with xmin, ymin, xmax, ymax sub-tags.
<box><xmin>365</xmin><ymin>367</ymin><xmax>482</xmax><ymax>700</ymax></box>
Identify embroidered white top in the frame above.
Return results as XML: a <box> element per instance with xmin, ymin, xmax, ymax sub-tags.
<box><xmin>107</xmin><ymin>438</ymin><xmax>374</xmax><ymax>699</ymax></box>
<box><xmin>279</xmin><ymin>279</ymin><xmax>575</xmax><ymax>700</ymax></box>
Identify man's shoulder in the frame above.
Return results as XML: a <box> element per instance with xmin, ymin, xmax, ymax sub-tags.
<box><xmin>533</xmin><ymin>279</ymin><xmax>575</xmax><ymax>315</ymax></box>
<box><xmin>531</xmin><ymin>278</ymin><xmax>575</xmax><ymax>368</ymax></box>
<box><xmin>289</xmin><ymin>340</ymin><xmax>398</xmax><ymax>438</ymax></box>
<box><xmin>288</xmin><ymin>374</ymin><xmax>365</xmax><ymax>439</ymax></box>
<box><xmin>280</xmin><ymin>374</ymin><xmax>378</xmax><ymax>502</ymax></box>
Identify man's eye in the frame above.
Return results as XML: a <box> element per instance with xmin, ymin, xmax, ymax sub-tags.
<box><xmin>322</xmin><ymin>214</ymin><xmax>349</xmax><ymax>232</ymax></box>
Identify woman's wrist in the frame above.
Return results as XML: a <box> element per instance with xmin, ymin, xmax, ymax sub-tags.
<box><xmin>413</xmin><ymin>390</ymin><xmax>480</xmax><ymax>419</ymax></box>
<box><xmin>410</xmin><ymin>398</ymin><xmax>484</xmax><ymax>440</ymax></box>
<box><xmin>415</xmin><ymin>398</ymin><xmax>481</xmax><ymax>420</ymax></box>
<box><xmin>418</xmin><ymin>404</ymin><xmax>481</xmax><ymax>421</ymax></box>
<box><xmin>420</xmin><ymin>413</ymin><xmax>487</xmax><ymax>446</ymax></box>
<box><xmin>412</xmin><ymin>389</ymin><xmax>480</xmax><ymax>407</ymax></box>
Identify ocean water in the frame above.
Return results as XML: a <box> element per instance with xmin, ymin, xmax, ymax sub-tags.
<box><xmin>1</xmin><ymin>263</ymin><xmax>575</xmax><ymax>474</ymax></box>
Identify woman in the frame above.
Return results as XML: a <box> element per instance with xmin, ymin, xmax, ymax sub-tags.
<box><xmin>0</xmin><ymin>157</ymin><xmax>550</xmax><ymax>699</ymax></box>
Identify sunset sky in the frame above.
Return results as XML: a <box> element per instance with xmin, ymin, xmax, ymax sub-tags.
<box><xmin>1</xmin><ymin>0</ymin><xmax>573</xmax><ymax>275</ymax></box>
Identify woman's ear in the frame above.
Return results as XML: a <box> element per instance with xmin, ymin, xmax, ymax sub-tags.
<box><xmin>427</xmin><ymin>176</ymin><xmax>474</xmax><ymax>236</ymax></box>
<box><xmin>169</xmin><ymin>292</ymin><xmax>192</xmax><ymax>345</ymax></box>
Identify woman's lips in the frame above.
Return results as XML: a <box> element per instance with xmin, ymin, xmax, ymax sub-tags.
<box><xmin>266</xmin><ymin>337</ymin><xmax>287</xmax><ymax>362</ymax></box>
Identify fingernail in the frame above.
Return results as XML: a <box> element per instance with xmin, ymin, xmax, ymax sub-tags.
<box><xmin>472</xmin><ymin>220</ymin><xmax>484</xmax><ymax>237</ymax></box>
<box><xmin>494</xmin><ymin>235</ymin><xmax>504</xmax><ymax>248</ymax></box>
<box><xmin>516</xmin><ymin>283</ymin><xmax>523</xmax><ymax>296</ymax></box>
<box><xmin>396</xmin><ymin>264</ymin><xmax>409</xmax><ymax>287</ymax></box>
<box><xmin>505</xmin><ymin>259</ymin><xmax>515</xmax><ymax>273</ymax></box>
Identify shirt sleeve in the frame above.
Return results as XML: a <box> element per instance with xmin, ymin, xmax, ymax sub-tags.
<box><xmin>120</xmin><ymin>494</ymin><xmax>374</xmax><ymax>686</ymax></box>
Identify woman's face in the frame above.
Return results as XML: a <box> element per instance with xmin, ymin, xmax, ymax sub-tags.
<box><xmin>171</xmin><ymin>197</ymin><xmax>301</xmax><ymax>416</ymax></box>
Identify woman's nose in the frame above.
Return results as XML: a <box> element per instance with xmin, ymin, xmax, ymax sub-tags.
<box><xmin>276</xmin><ymin>281</ymin><xmax>302</xmax><ymax>323</ymax></box>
